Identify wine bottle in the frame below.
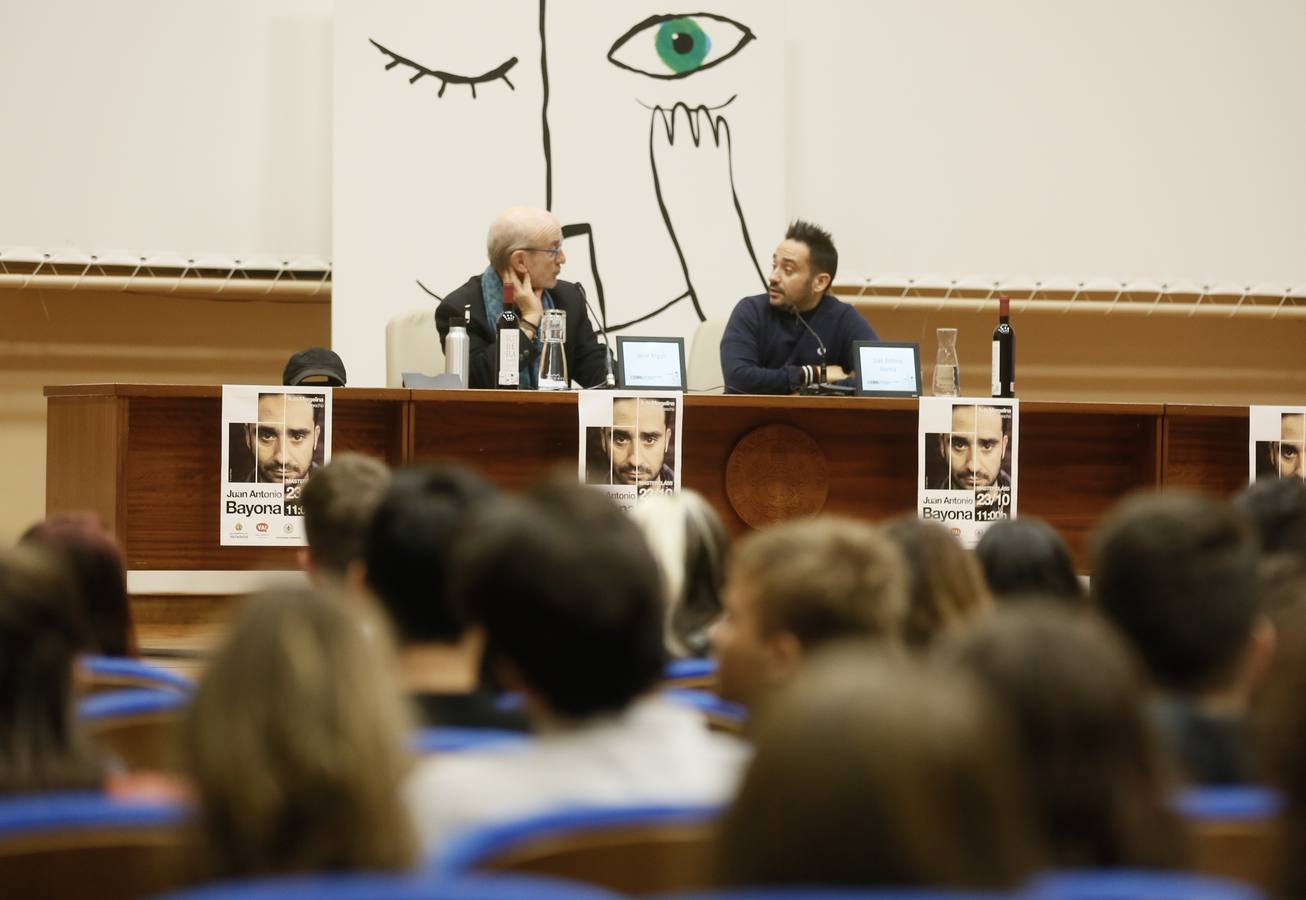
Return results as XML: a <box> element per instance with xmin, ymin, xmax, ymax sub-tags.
<box><xmin>991</xmin><ymin>295</ymin><xmax>1014</xmax><ymax>398</ymax></box>
<box><xmin>496</xmin><ymin>281</ymin><xmax>520</xmax><ymax>389</ymax></box>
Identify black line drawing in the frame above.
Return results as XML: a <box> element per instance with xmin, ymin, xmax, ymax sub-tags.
<box><xmin>368</xmin><ymin>2</ymin><xmax>767</xmax><ymax>339</ymax></box>
<box><xmin>369</xmin><ymin>39</ymin><xmax>517</xmax><ymax>98</ymax></box>
<box><xmin>608</xmin><ymin>12</ymin><xmax>755</xmax><ymax>80</ymax></box>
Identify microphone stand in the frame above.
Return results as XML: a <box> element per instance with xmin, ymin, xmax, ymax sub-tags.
<box><xmin>578</xmin><ymin>283</ymin><xmax>616</xmax><ymax>389</ymax></box>
<box><xmin>792</xmin><ymin>305</ymin><xmax>853</xmax><ymax>396</ymax></box>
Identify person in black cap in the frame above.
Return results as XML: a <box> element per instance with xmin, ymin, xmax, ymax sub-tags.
<box><xmin>283</xmin><ymin>347</ymin><xmax>347</xmax><ymax>387</ymax></box>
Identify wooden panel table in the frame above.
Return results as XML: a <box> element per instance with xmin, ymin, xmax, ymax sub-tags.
<box><xmin>47</xmin><ymin>386</ymin><xmax>1257</xmax><ymax>576</ymax></box>
<box><xmin>45</xmin><ymin>384</ymin><xmax>409</xmax><ymax>572</ymax></box>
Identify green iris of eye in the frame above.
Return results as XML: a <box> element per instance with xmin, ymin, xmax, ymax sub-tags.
<box><xmin>655</xmin><ymin>18</ymin><xmax>711</xmax><ymax>74</ymax></box>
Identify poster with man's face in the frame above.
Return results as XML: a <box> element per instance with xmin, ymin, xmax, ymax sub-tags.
<box><xmin>1251</xmin><ymin>406</ymin><xmax>1306</xmax><ymax>483</ymax></box>
<box><xmin>578</xmin><ymin>390</ymin><xmax>683</xmax><ymax>510</ymax></box>
<box><xmin>220</xmin><ymin>385</ymin><xmax>333</xmax><ymax>546</ymax></box>
<box><xmin>919</xmin><ymin>397</ymin><xmax>1018</xmax><ymax>548</ymax></box>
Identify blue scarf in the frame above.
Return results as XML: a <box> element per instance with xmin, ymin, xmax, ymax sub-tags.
<box><xmin>480</xmin><ymin>266</ymin><xmax>554</xmax><ymax>389</ymax></box>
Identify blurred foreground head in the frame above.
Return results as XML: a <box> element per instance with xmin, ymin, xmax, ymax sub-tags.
<box><xmin>21</xmin><ymin>513</ymin><xmax>133</xmax><ymax>656</ymax></box>
<box><xmin>184</xmin><ymin>589</ymin><xmax>416</xmax><ymax>878</ymax></box>
<box><xmin>719</xmin><ymin>649</ymin><xmax>1042</xmax><ymax>889</ymax></box>
<box><xmin>452</xmin><ymin>481</ymin><xmax>665</xmax><ymax>722</ymax></box>
<box><xmin>942</xmin><ymin>606</ymin><xmax>1187</xmax><ymax>869</ymax></box>
<box><xmin>713</xmin><ymin>516</ymin><xmax>908</xmax><ymax>707</ymax></box>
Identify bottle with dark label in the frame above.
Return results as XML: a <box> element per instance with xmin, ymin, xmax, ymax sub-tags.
<box><xmin>496</xmin><ymin>280</ymin><xmax>520</xmax><ymax>389</ymax></box>
<box><xmin>991</xmin><ymin>294</ymin><xmax>1015</xmax><ymax>398</ymax></box>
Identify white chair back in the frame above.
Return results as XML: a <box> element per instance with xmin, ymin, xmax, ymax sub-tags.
<box><xmin>385</xmin><ymin>308</ymin><xmax>445</xmax><ymax>388</ymax></box>
<box><xmin>687</xmin><ymin>319</ymin><xmax>727</xmax><ymax>394</ymax></box>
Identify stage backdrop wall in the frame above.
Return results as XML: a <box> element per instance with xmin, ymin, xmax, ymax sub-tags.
<box><xmin>333</xmin><ymin>0</ymin><xmax>786</xmax><ymax>387</ymax></box>
<box><xmin>3</xmin><ymin>3</ymin><xmax>1304</xmax><ymax>387</ymax></box>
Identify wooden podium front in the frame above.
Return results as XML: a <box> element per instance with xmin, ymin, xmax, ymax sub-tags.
<box><xmin>46</xmin><ymin>385</ymin><xmax>1251</xmax><ymax>577</ymax></box>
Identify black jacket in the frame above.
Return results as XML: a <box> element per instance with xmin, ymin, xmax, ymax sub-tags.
<box><xmin>435</xmin><ymin>276</ymin><xmax>611</xmax><ymax>389</ymax></box>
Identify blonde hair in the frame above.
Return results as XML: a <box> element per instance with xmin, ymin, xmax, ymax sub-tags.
<box><xmin>629</xmin><ymin>490</ymin><xmax>729</xmax><ymax>658</ymax></box>
<box><xmin>184</xmin><ymin>589</ymin><xmax>416</xmax><ymax>877</ymax></box>
<box><xmin>730</xmin><ymin>517</ymin><xmax>908</xmax><ymax>649</ymax></box>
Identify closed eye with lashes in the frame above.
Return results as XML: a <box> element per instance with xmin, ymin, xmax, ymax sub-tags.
<box><xmin>369</xmin><ymin>38</ymin><xmax>518</xmax><ymax>98</ymax></box>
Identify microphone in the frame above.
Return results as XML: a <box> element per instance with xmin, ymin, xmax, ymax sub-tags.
<box><xmin>578</xmin><ymin>282</ymin><xmax>616</xmax><ymax>389</ymax></box>
<box><xmin>790</xmin><ymin>306</ymin><xmax>829</xmax><ymax>386</ymax></box>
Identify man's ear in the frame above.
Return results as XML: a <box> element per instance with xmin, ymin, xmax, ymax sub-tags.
<box><xmin>813</xmin><ymin>272</ymin><xmax>832</xmax><ymax>295</ymax></box>
<box><xmin>765</xmin><ymin>630</ymin><xmax>804</xmax><ymax>685</ymax></box>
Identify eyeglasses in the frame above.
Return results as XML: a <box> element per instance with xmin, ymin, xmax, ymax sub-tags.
<box><xmin>518</xmin><ymin>246</ymin><xmax>563</xmax><ymax>258</ymax></box>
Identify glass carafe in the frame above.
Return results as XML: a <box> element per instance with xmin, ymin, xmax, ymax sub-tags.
<box><xmin>933</xmin><ymin>327</ymin><xmax>960</xmax><ymax>396</ymax></box>
<box><xmin>537</xmin><ymin>309</ymin><xmax>569</xmax><ymax>391</ymax></box>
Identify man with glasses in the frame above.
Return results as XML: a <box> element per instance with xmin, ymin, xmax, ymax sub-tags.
<box><xmin>436</xmin><ymin>206</ymin><xmax>611</xmax><ymax>389</ymax></box>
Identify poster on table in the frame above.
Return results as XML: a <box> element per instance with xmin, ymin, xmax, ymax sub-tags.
<box><xmin>918</xmin><ymin>397</ymin><xmax>1019</xmax><ymax>548</ymax></box>
<box><xmin>578</xmin><ymin>390</ymin><xmax>683</xmax><ymax>511</ymax></box>
<box><xmin>220</xmin><ymin>386</ymin><xmax>333</xmax><ymax>546</ymax></box>
<box><xmin>1250</xmin><ymin>405</ymin><xmax>1306</xmax><ymax>482</ymax></box>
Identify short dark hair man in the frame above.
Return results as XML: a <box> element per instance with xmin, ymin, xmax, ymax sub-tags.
<box><xmin>299</xmin><ymin>452</ymin><xmax>391</xmax><ymax>585</ymax></box>
<box><xmin>434</xmin><ymin>206</ymin><xmax>611</xmax><ymax>389</ymax></box>
<box><xmin>936</xmin><ymin>404</ymin><xmax>1012</xmax><ymax>490</ymax></box>
<box><xmin>1091</xmin><ymin>492</ymin><xmax>1274</xmax><ymax>784</ymax></box>
<box><xmin>587</xmin><ymin>396</ymin><xmax>675</xmax><ymax>486</ymax></box>
<box><xmin>242</xmin><ymin>392</ymin><xmax>322</xmax><ymax>484</ymax></box>
<box><xmin>363</xmin><ymin>464</ymin><xmax>527</xmax><ymax>732</ymax></box>
<box><xmin>405</xmin><ymin>481</ymin><xmax>746</xmax><ymax>849</ymax></box>
<box><xmin>720</xmin><ymin>220</ymin><xmax>878</xmax><ymax>395</ymax></box>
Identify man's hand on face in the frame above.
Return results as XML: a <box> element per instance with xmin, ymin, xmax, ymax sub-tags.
<box><xmin>507</xmin><ymin>269</ymin><xmax>543</xmax><ymax>322</ymax></box>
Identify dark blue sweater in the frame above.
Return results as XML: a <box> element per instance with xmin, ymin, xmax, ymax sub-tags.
<box><xmin>720</xmin><ymin>293</ymin><xmax>878</xmax><ymax>394</ymax></box>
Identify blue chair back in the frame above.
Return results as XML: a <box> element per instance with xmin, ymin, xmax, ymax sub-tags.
<box><xmin>663</xmin><ymin>658</ymin><xmax>718</xmax><ymax>690</ymax></box>
<box><xmin>662</xmin><ymin>688</ymin><xmax>747</xmax><ymax>733</ymax></box>
<box><xmin>437</xmin><ymin>803</ymin><xmax>722</xmax><ymax>895</ymax></box>
<box><xmin>81</xmin><ymin>655</ymin><xmax>194</xmax><ymax>695</ymax></box>
<box><xmin>1026</xmin><ymin>868</ymin><xmax>1265</xmax><ymax>899</ymax></box>
<box><xmin>1171</xmin><ymin>786</ymin><xmax>1281</xmax><ymax>891</ymax></box>
<box><xmin>0</xmin><ymin>790</ymin><xmax>192</xmax><ymax>900</ymax></box>
<box><xmin>157</xmin><ymin>872</ymin><xmax>626</xmax><ymax>899</ymax></box>
<box><xmin>79</xmin><ymin>688</ymin><xmax>189</xmax><ymax>773</ymax></box>
<box><xmin>410</xmin><ymin>727</ymin><xmax>530</xmax><ymax>755</ymax></box>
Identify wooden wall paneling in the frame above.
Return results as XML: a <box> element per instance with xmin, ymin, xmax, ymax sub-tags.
<box><xmin>45</xmin><ymin>394</ymin><xmax>126</xmax><ymax>533</ymax></box>
<box><xmin>1019</xmin><ymin>403</ymin><xmax>1166</xmax><ymax>570</ymax></box>
<box><xmin>684</xmin><ymin>396</ymin><xmax>918</xmax><ymax>534</ymax></box>
<box><xmin>1161</xmin><ymin>405</ymin><xmax>1249</xmax><ymax>496</ymax></box>
<box><xmin>410</xmin><ymin>390</ymin><xmax>578</xmax><ymax>489</ymax></box>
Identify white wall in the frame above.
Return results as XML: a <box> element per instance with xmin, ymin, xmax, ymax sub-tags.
<box><xmin>3</xmin><ymin>1</ymin><xmax>1303</xmax><ymax>302</ymax></box>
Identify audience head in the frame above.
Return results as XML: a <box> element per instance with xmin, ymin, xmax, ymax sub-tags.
<box><xmin>712</xmin><ymin>517</ymin><xmax>907</xmax><ymax>707</ymax></box>
<box><xmin>941</xmin><ymin>606</ymin><xmax>1187</xmax><ymax>868</ymax></box>
<box><xmin>0</xmin><ymin>548</ymin><xmax>100</xmax><ymax>794</ymax></box>
<box><xmin>628</xmin><ymin>490</ymin><xmax>729</xmax><ymax>658</ymax></box>
<box><xmin>21</xmin><ymin>513</ymin><xmax>134</xmax><ymax>656</ymax></box>
<box><xmin>183</xmin><ymin>589</ymin><xmax>416</xmax><ymax>878</ymax></box>
<box><xmin>883</xmin><ymin>516</ymin><xmax>992</xmax><ymax>649</ymax></box>
<box><xmin>975</xmin><ymin>517</ymin><xmax>1085</xmax><ymax>606</ymax></box>
<box><xmin>300</xmin><ymin>453</ymin><xmax>391</xmax><ymax>583</ymax></box>
<box><xmin>1091</xmin><ymin>491</ymin><xmax>1264</xmax><ymax>697</ymax></box>
<box><xmin>365</xmin><ymin>464</ymin><xmax>497</xmax><ymax>646</ymax></box>
<box><xmin>1235</xmin><ymin>476</ymin><xmax>1306</xmax><ymax>560</ymax></box>
<box><xmin>1253</xmin><ymin>603</ymin><xmax>1306</xmax><ymax>898</ymax></box>
<box><xmin>719</xmin><ymin>649</ymin><xmax>1041</xmax><ymax>889</ymax></box>
<box><xmin>452</xmin><ymin>481</ymin><xmax>665</xmax><ymax>721</ymax></box>
<box><xmin>486</xmin><ymin>205</ymin><xmax>564</xmax><ymax>289</ymax></box>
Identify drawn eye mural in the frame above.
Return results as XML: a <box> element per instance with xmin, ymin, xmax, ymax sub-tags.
<box><xmin>369</xmin><ymin>38</ymin><xmax>518</xmax><ymax>99</ymax></box>
<box><xmin>607</xmin><ymin>13</ymin><xmax>755</xmax><ymax>80</ymax></box>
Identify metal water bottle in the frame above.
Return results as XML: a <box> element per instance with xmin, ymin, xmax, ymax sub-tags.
<box><xmin>443</xmin><ymin>304</ymin><xmax>471</xmax><ymax>389</ymax></box>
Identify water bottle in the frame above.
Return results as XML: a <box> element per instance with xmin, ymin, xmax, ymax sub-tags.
<box><xmin>444</xmin><ymin>304</ymin><xmax>471</xmax><ymax>389</ymax></box>
<box><xmin>933</xmin><ymin>327</ymin><xmax>960</xmax><ymax>396</ymax></box>
<box><xmin>537</xmin><ymin>309</ymin><xmax>569</xmax><ymax>391</ymax></box>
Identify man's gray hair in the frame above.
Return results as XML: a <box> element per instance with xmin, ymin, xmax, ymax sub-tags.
<box><xmin>486</xmin><ymin>206</ymin><xmax>557</xmax><ymax>273</ymax></box>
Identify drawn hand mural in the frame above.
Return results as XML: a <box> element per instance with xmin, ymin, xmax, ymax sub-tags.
<box><xmin>334</xmin><ymin>0</ymin><xmax>782</xmax><ymax>385</ymax></box>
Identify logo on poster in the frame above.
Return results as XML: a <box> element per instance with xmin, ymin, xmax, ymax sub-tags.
<box><xmin>234</xmin><ymin>523</ymin><xmax>243</xmax><ymax>532</ymax></box>
<box><xmin>256</xmin><ymin>522</ymin><xmax>269</xmax><ymax>533</ymax></box>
